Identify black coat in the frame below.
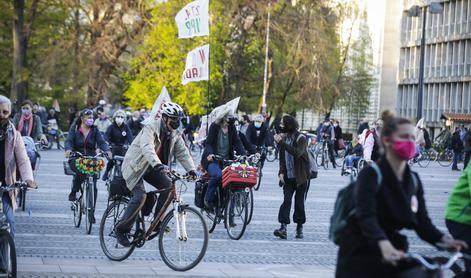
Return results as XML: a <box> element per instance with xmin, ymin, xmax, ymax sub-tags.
<box><xmin>278</xmin><ymin>132</ymin><xmax>309</xmax><ymax>186</ymax></box>
<box><xmin>65</xmin><ymin>125</ymin><xmax>110</xmax><ymax>156</ymax></box>
<box><xmin>357</xmin><ymin>122</ymin><xmax>369</xmax><ymax>136</ymax></box>
<box><xmin>336</xmin><ymin>158</ymin><xmax>443</xmax><ymax>277</ymax></box>
<box><xmin>246</xmin><ymin>122</ymin><xmax>269</xmax><ymax>149</ymax></box>
<box><xmin>201</xmin><ymin>122</ymin><xmax>246</xmax><ymax>170</ymax></box>
<box><xmin>451</xmin><ymin>131</ymin><xmax>464</xmax><ymax>152</ymax></box>
<box><xmin>105</xmin><ymin>123</ymin><xmax>133</xmax><ymax>147</ymax></box>
<box><xmin>127</xmin><ymin>118</ymin><xmax>142</xmax><ymax>137</ymax></box>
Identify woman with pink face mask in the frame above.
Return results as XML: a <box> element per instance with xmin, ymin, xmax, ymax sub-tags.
<box><xmin>335</xmin><ymin>115</ymin><xmax>467</xmax><ymax>278</ymax></box>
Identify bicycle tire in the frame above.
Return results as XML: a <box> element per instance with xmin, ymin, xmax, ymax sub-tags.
<box><xmin>21</xmin><ymin>187</ymin><xmax>26</xmax><ymax>212</ymax></box>
<box><xmin>85</xmin><ymin>181</ymin><xmax>93</xmax><ymax>234</ymax></box>
<box><xmin>73</xmin><ymin>198</ymin><xmax>82</xmax><ymax>228</ymax></box>
<box><xmin>438</xmin><ymin>151</ymin><xmax>453</xmax><ymax>167</ymax></box>
<box><xmin>0</xmin><ymin>229</ymin><xmax>17</xmax><ymax>277</ymax></box>
<box><xmin>201</xmin><ymin>208</ymin><xmax>217</xmax><ymax>234</ymax></box>
<box><xmin>225</xmin><ymin>190</ymin><xmax>249</xmax><ymax>240</ymax></box>
<box><xmin>315</xmin><ymin>152</ymin><xmax>323</xmax><ymax>168</ymax></box>
<box><xmin>266</xmin><ymin>149</ymin><xmax>277</xmax><ymax>162</ymax></box>
<box><xmin>254</xmin><ymin>167</ymin><xmax>262</xmax><ymax>191</ymax></box>
<box><xmin>323</xmin><ymin>151</ymin><xmax>329</xmax><ymax>170</ymax></box>
<box><xmin>247</xmin><ymin>187</ymin><xmax>254</xmax><ymax>225</ymax></box>
<box><xmin>418</xmin><ymin>153</ymin><xmax>431</xmax><ymax>168</ymax></box>
<box><xmin>159</xmin><ymin>206</ymin><xmax>208</xmax><ymax>271</ymax></box>
<box><xmin>99</xmin><ymin>198</ymin><xmax>136</xmax><ymax>261</ymax></box>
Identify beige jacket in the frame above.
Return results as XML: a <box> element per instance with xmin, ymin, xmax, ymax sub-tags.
<box><xmin>3</xmin><ymin>122</ymin><xmax>34</xmax><ymax>210</ymax></box>
<box><xmin>122</xmin><ymin>119</ymin><xmax>195</xmax><ymax>191</ymax></box>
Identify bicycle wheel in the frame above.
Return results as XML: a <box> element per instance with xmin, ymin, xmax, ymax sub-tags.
<box><xmin>0</xmin><ymin>229</ymin><xmax>17</xmax><ymax>278</ymax></box>
<box><xmin>418</xmin><ymin>152</ymin><xmax>431</xmax><ymax>168</ymax></box>
<box><xmin>99</xmin><ymin>198</ymin><xmax>136</xmax><ymax>261</ymax></box>
<box><xmin>438</xmin><ymin>150</ymin><xmax>453</xmax><ymax>167</ymax></box>
<box><xmin>266</xmin><ymin>149</ymin><xmax>276</xmax><ymax>162</ymax></box>
<box><xmin>201</xmin><ymin>209</ymin><xmax>217</xmax><ymax>234</ymax></box>
<box><xmin>322</xmin><ymin>151</ymin><xmax>329</xmax><ymax>170</ymax></box>
<box><xmin>225</xmin><ymin>190</ymin><xmax>249</xmax><ymax>240</ymax></box>
<box><xmin>254</xmin><ymin>167</ymin><xmax>262</xmax><ymax>191</ymax></box>
<box><xmin>73</xmin><ymin>198</ymin><xmax>82</xmax><ymax>228</ymax></box>
<box><xmin>427</xmin><ymin>148</ymin><xmax>438</xmax><ymax>162</ymax></box>
<box><xmin>17</xmin><ymin>188</ymin><xmax>26</xmax><ymax>212</ymax></box>
<box><xmin>246</xmin><ymin>187</ymin><xmax>254</xmax><ymax>225</ymax></box>
<box><xmin>159</xmin><ymin>206</ymin><xmax>208</xmax><ymax>271</ymax></box>
<box><xmin>85</xmin><ymin>181</ymin><xmax>94</xmax><ymax>234</ymax></box>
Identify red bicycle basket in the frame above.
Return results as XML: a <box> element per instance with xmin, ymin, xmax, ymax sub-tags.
<box><xmin>222</xmin><ymin>164</ymin><xmax>257</xmax><ymax>189</ymax></box>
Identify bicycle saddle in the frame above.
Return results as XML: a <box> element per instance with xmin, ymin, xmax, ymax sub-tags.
<box><xmin>114</xmin><ymin>156</ymin><xmax>125</xmax><ymax>161</ymax></box>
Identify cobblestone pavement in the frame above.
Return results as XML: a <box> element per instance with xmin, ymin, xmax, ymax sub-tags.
<box><xmin>16</xmin><ymin>150</ymin><xmax>463</xmax><ymax>277</ymax></box>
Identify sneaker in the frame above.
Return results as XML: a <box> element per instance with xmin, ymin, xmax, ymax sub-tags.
<box><xmin>68</xmin><ymin>192</ymin><xmax>77</xmax><ymax>202</ymax></box>
<box><xmin>274</xmin><ymin>224</ymin><xmax>287</xmax><ymax>240</ymax></box>
<box><xmin>114</xmin><ymin>227</ymin><xmax>131</xmax><ymax>247</ymax></box>
<box><xmin>345</xmin><ymin>168</ymin><xmax>352</xmax><ymax>175</ymax></box>
<box><xmin>452</xmin><ymin>167</ymin><xmax>461</xmax><ymax>171</ymax></box>
<box><xmin>295</xmin><ymin>224</ymin><xmax>304</xmax><ymax>239</ymax></box>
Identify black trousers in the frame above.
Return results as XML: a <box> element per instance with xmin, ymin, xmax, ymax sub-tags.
<box><xmin>464</xmin><ymin>151</ymin><xmax>471</xmax><ymax>169</ymax></box>
<box><xmin>278</xmin><ymin>179</ymin><xmax>307</xmax><ymax>225</ymax></box>
<box><xmin>105</xmin><ymin>145</ymin><xmax>127</xmax><ymax>174</ymax></box>
<box><xmin>446</xmin><ymin>219</ymin><xmax>471</xmax><ymax>275</ymax></box>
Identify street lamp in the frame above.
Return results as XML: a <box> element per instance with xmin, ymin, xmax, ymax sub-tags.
<box><xmin>408</xmin><ymin>2</ymin><xmax>443</xmax><ymax>121</ymax></box>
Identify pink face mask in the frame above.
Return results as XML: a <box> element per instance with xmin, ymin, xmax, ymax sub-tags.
<box><xmin>392</xmin><ymin>140</ymin><xmax>416</xmax><ymax>161</ymax></box>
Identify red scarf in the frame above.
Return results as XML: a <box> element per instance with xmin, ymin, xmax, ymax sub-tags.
<box><xmin>17</xmin><ymin>114</ymin><xmax>33</xmax><ymax>137</ymax></box>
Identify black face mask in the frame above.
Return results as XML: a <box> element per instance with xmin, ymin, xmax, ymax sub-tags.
<box><xmin>168</xmin><ymin>118</ymin><xmax>180</xmax><ymax>130</ymax></box>
<box><xmin>227</xmin><ymin>117</ymin><xmax>236</xmax><ymax>125</ymax></box>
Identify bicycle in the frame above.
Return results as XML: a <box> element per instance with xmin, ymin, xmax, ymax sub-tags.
<box><xmin>45</xmin><ymin>127</ymin><xmax>65</xmax><ymax>150</ymax></box>
<box><xmin>253</xmin><ymin>147</ymin><xmax>266</xmax><ymax>191</ymax></box>
<box><xmin>99</xmin><ymin>171</ymin><xmax>208</xmax><ymax>271</ymax></box>
<box><xmin>0</xmin><ymin>181</ymin><xmax>33</xmax><ymax>277</ymax></box>
<box><xmin>200</xmin><ymin>154</ymin><xmax>257</xmax><ymax>240</ymax></box>
<box><xmin>437</xmin><ymin>148</ymin><xmax>454</xmax><ymax>167</ymax></box>
<box><xmin>66</xmin><ymin>152</ymin><xmax>106</xmax><ymax>234</ymax></box>
<box><xmin>316</xmin><ymin>139</ymin><xmax>331</xmax><ymax>170</ymax></box>
<box><xmin>265</xmin><ymin>145</ymin><xmax>278</xmax><ymax>162</ymax></box>
<box><xmin>404</xmin><ymin>252</ymin><xmax>470</xmax><ymax>277</ymax></box>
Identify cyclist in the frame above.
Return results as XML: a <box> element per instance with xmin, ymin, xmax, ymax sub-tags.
<box><xmin>320</xmin><ymin>118</ymin><xmax>336</xmax><ymax>168</ymax></box>
<box><xmin>94</xmin><ymin>107</ymin><xmax>112</xmax><ymax>135</ymax></box>
<box><xmin>0</xmin><ymin>95</ymin><xmax>37</xmax><ymax>237</ymax></box>
<box><xmin>65</xmin><ymin>108</ymin><xmax>111</xmax><ymax>223</ymax></box>
<box><xmin>201</xmin><ymin>110</ymin><xmax>246</xmax><ymax>209</ymax></box>
<box><xmin>246</xmin><ymin>114</ymin><xmax>270</xmax><ymax>164</ymax></box>
<box><xmin>12</xmin><ymin>100</ymin><xmax>47</xmax><ymax>144</ymax></box>
<box><xmin>336</xmin><ymin>115</ymin><xmax>467</xmax><ymax>278</ymax></box>
<box><xmin>115</xmin><ymin>102</ymin><xmax>197</xmax><ymax>247</ymax></box>
<box><xmin>127</xmin><ymin>111</ymin><xmax>143</xmax><ymax>137</ymax></box>
<box><xmin>102</xmin><ymin>110</ymin><xmax>133</xmax><ymax>181</ymax></box>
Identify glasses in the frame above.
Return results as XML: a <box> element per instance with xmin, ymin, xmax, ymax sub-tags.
<box><xmin>115</xmin><ymin>116</ymin><xmax>124</xmax><ymax>119</ymax></box>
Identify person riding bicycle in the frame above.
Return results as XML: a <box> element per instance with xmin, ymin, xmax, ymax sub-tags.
<box><xmin>343</xmin><ymin>135</ymin><xmax>363</xmax><ymax>175</ymax></box>
<box><xmin>94</xmin><ymin>107</ymin><xmax>112</xmax><ymax>136</ymax></box>
<box><xmin>12</xmin><ymin>100</ymin><xmax>47</xmax><ymax>144</ymax></box>
<box><xmin>0</xmin><ymin>96</ymin><xmax>37</xmax><ymax>237</ymax></box>
<box><xmin>115</xmin><ymin>102</ymin><xmax>197</xmax><ymax>247</ymax></box>
<box><xmin>102</xmin><ymin>110</ymin><xmax>133</xmax><ymax>181</ymax></box>
<box><xmin>320</xmin><ymin>118</ymin><xmax>337</xmax><ymax>168</ymax></box>
<box><xmin>336</xmin><ymin>114</ymin><xmax>467</xmax><ymax>278</ymax></box>
<box><xmin>246</xmin><ymin>114</ymin><xmax>270</xmax><ymax>154</ymax></box>
<box><xmin>201</xmin><ymin>109</ymin><xmax>246</xmax><ymax>210</ymax></box>
<box><xmin>65</xmin><ymin>108</ymin><xmax>111</xmax><ymax>224</ymax></box>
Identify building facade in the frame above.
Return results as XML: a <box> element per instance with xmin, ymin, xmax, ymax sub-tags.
<box><xmin>397</xmin><ymin>0</ymin><xmax>471</xmax><ymax>135</ymax></box>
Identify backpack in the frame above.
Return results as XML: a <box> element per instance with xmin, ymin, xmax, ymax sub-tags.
<box><xmin>296</xmin><ymin>134</ymin><xmax>318</xmax><ymax>179</ymax></box>
<box><xmin>328</xmin><ymin>163</ymin><xmax>418</xmax><ymax>245</ymax></box>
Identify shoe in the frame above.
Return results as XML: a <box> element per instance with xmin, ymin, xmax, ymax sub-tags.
<box><xmin>452</xmin><ymin>167</ymin><xmax>461</xmax><ymax>171</ymax></box>
<box><xmin>91</xmin><ymin>215</ymin><xmax>96</xmax><ymax>224</ymax></box>
<box><xmin>295</xmin><ymin>224</ymin><xmax>304</xmax><ymax>239</ymax></box>
<box><xmin>274</xmin><ymin>224</ymin><xmax>287</xmax><ymax>240</ymax></box>
<box><xmin>114</xmin><ymin>226</ymin><xmax>131</xmax><ymax>247</ymax></box>
<box><xmin>102</xmin><ymin>171</ymin><xmax>109</xmax><ymax>181</ymax></box>
<box><xmin>68</xmin><ymin>192</ymin><xmax>77</xmax><ymax>202</ymax></box>
<box><xmin>345</xmin><ymin>168</ymin><xmax>352</xmax><ymax>175</ymax></box>
<box><xmin>333</xmin><ymin>163</ymin><xmax>337</xmax><ymax>169</ymax></box>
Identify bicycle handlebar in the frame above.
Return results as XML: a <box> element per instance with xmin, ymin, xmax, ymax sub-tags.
<box><xmin>0</xmin><ymin>181</ymin><xmax>31</xmax><ymax>192</ymax></box>
<box><xmin>70</xmin><ymin>151</ymin><xmax>108</xmax><ymax>160</ymax></box>
<box><xmin>404</xmin><ymin>252</ymin><xmax>464</xmax><ymax>270</ymax></box>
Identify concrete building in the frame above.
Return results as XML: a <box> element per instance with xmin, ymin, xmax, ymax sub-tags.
<box><xmin>397</xmin><ymin>0</ymin><xmax>471</xmax><ymax>136</ymax></box>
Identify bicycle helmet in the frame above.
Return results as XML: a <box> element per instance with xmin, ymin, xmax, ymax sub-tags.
<box><xmin>161</xmin><ymin>102</ymin><xmax>184</xmax><ymax>119</ymax></box>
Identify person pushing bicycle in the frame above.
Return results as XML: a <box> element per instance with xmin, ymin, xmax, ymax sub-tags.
<box><xmin>115</xmin><ymin>102</ymin><xmax>197</xmax><ymax>247</ymax></box>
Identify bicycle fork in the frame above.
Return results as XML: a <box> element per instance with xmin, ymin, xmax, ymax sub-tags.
<box><xmin>173</xmin><ymin>201</ymin><xmax>188</xmax><ymax>241</ymax></box>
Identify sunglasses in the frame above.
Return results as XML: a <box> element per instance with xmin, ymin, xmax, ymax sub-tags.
<box><xmin>82</xmin><ymin>109</ymin><xmax>93</xmax><ymax>116</ymax></box>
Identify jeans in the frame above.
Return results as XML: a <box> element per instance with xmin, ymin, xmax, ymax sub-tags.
<box><xmin>118</xmin><ymin>167</ymin><xmax>172</xmax><ymax>232</ymax></box>
<box><xmin>453</xmin><ymin>151</ymin><xmax>463</xmax><ymax>169</ymax></box>
<box><xmin>278</xmin><ymin>179</ymin><xmax>307</xmax><ymax>225</ymax></box>
<box><xmin>446</xmin><ymin>219</ymin><xmax>471</xmax><ymax>275</ymax></box>
<box><xmin>2</xmin><ymin>195</ymin><xmax>14</xmax><ymax>238</ymax></box>
<box><xmin>204</xmin><ymin>162</ymin><xmax>222</xmax><ymax>204</ymax></box>
<box><xmin>345</xmin><ymin>155</ymin><xmax>361</xmax><ymax>168</ymax></box>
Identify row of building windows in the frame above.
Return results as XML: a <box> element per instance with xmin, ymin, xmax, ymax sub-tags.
<box><xmin>401</xmin><ymin>0</ymin><xmax>471</xmax><ymax>43</ymax></box>
<box><xmin>397</xmin><ymin>81</ymin><xmax>471</xmax><ymax>126</ymax></box>
<box><xmin>399</xmin><ymin>39</ymin><xmax>471</xmax><ymax>80</ymax></box>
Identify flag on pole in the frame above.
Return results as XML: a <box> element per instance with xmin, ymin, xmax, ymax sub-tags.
<box><xmin>175</xmin><ymin>0</ymin><xmax>209</xmax><ymax>39</ymax></box>
<box><xmin>142</xmin><ymin>86</ymin><xmax>172</xmax><ymax>125</ymax></box>
<box><xmin>182</xmin><ymin>44</ymin><xmax>209</xmax><ymax>85</ymax></box>
<box><xmin>195</xmin><ymin>97</ymin><xmax>240</xmax><ymax>142</ymax></box>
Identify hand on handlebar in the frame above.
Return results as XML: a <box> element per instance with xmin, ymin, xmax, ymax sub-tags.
<box><xmin>378</xmin><ymin>240</ymin><xmax>405</xmax><ymax>266</ymax></box>
<box><xmin>207</xmin><ymin>154</ymin><xmax>214</xmax><ymax>162</ymax></box>
<box><xmin>65</xmin><ymin>150</ymin><xmax>72</xmax><ymax>158</ymax></box>
<box><xmin>437</xmin><ymin>235</ymin><xmax>469</xmax><ymax>252</ymax></box>
<box><xmin>25</xmin><ymin>179</ymin><xmax>38</xmax><ymax>189</ymax></box>
<box><xmin>187</xmin><ymin>170</ymin><xmax>198</xmax><ymax>180</ymax></box>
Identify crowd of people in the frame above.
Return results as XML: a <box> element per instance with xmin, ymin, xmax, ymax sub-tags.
<box><xmin>1</xmin><ymin>94</ymin><xmax>471</xmax><ymax>277</ymax></box>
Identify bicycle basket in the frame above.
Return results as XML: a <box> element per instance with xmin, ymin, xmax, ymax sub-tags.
<box><xmin>222</xmin><ymin>163</ymin><xmax>257</xmax><ymax>189</ymax></box>
<box><xmin>63</xmin><ymin>160</ymin><xmax>75</xmax><ymax>176</ymax></box>
<box><xmin>109</xmin><ymin>176</ymin><xmax>131</xmax><ymax>197</ymax></box>
<box><xmin>74</xmin><ymin>157</ymin><xmax>105</xmax><ymax>176</ymax></box>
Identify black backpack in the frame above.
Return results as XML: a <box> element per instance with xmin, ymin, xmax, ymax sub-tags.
<box><xmin>295</xmin><ymin>133</ymin><xmax>318</xmax><ymax>179</ymax></box>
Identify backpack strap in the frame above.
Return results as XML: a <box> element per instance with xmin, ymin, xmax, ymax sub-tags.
<box><xmin>369</xmin><ymin>162</ymin><xmax>383</xmax><ymax>192</ymax></box>
<box><xmin>410</xmin><ymin>170</ymin><xmax>418</xmax><ymax>193</ymax></box>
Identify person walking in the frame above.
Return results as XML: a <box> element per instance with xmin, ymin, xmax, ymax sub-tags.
<box><xmin>463</xmin><ymin>128</ymin><xmax>471</xmax><ymax>169</ymax></box>
<box><xmin>452</xmin><ymin>126</ymin><xmax>464</xmax><ymax>171</ymax></box>
<box><xmin>445</xmin><ymin>161</ymin><xmax>471</xmax><ymax>276</ymax></box>
<box><xmin>333</xmin><ymin>120</ymin><xmax>343</xmax><ymax>155</ymax></box>
<box><xmin>336</xmin><ymin>115</ymin><xmax>467</xmax><ymax>278</ymax></box>
<box><xmin>273</xmin><ymin>115</ymin><xmax>309</xmax><ymax>240</ymax></box>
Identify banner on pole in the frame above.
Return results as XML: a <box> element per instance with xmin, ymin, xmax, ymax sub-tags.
<box><xmin>175</xmin><ymin>0</ymin><xmax>209</xmax><ymax>39</ymax></box>
<box><xmin>195</xmin><ymin>97</ymin><xmax>240</xmax><ymax>142</ymax></box>
<box><xmin>142</xmin><ymin>86</ymin><xmax>172</xmax><ymax>125</ymax></box>
<box><xmin>182</xmin><ymin>44</ymin><xmax>209</xmax><ymax>85</ymax></box>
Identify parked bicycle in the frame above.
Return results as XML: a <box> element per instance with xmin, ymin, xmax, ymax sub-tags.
<box><xmin>65</xmin><ymin>151</ymin><xmax>106</xmax><ymax>234</ymax></box>
<box><xmin>99</xmin><ymin>171</ymin><xmax>208</xmax><ymax>272</ymax></box>
<box><xmin>199</xmin><ymin>154</ymin><xmax>258</xmax><ymax>240</ymax></box>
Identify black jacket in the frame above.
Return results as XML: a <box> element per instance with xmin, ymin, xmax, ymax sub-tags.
<box><xmin>127</xmin><ymin>118</ymin><xmax>142</xmax><ymax>137</ymax></box>
<box><xmin>357</xmin><ymin>122</ymin><xmax>369</xmax><ymax>136</ymax></box>
<box><xmin>201</xmin><ymin>122</ymin><xmax>246</xmax><ymax>170</ymax></box>
<box><xmin>65</xmin><ymin>125</ymin><xmax>110</xmax><ymax>156</ymax></box>
<box><xmin>246</xmin><ymin>122</ymin><xmax>269</xmax><ymax>149</ymax></box>
<box><xmin>451</xmin><ymin>131</ymin><xmax>464</xmax><ymax>152</ymax></box>
<box><xmin>105</xmin><ymin>123</ymin><xmax>133</xmax><ymax>147</ymax></box>
<box><xmin>336</xmin><ymin>158</ymin><xmax>443</xmax><ymax>277</ymax></box>
<box><xmin>278</xmin><ymin>132</ymin><xmax>309</xmax><ymax>186</ymax></box>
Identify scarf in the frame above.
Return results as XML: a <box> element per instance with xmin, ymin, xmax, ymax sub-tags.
<box><xmin>18</xmin><ymin>114</ymin><xmax>33</xmax><ymax>137</ymax></box>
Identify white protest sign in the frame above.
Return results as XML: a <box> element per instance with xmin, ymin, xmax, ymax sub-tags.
<box><xmin>195</xmin><ymin>97</ymin><xmax>240</xmax><ymax>142</ymax></box>
<box><xmin>175</xmin><ymin>0</ymin><xmax>209</xmax><ymax>39</ymax></box>
<box><xmin>182</xmin><ymin>44</ymin><xmax>209</xmax><ymax>85</ymax></box>
<box><xmin>142</xmin><ymin>86</ymin><xmax>172</xmax><ymax>125</ymax></box>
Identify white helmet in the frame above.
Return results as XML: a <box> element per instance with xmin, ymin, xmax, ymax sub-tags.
<box><xmin>161</xmin><ymin>102</ymin><xmax>184</xmax><ymax>118</ymax></box>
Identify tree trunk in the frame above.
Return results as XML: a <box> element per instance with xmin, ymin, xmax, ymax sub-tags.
<box><xmin>11</xmin><ymin>0</ymin><xmax>27</xmax><ymax>104</ymax></box>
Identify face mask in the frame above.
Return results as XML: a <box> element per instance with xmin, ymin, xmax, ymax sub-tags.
<box><xmin>85</xmin><ymin>118</ymin><xmax>94</xmax><ymax>127</ymax></box>
<box><xmin>333</xmin><ymin>124</ymin><xmax>338</xmax><ymax>127</ymax></box>
<box><xmin>168</xmin><ymin>118</ymin><xmax>180</xmax><ymax>130</ymax></box>
<box><xmin>115</xmin><ymin>118</ymin><xmax>124</xmax><ymax>125</ymax></box>
<box><xmin>22</xmin><ymin>109</ymin><xmax>31</xmax><ymax>116</ymax></box>
<box><xmin>254</xmin><ymin>122</ymin><xmax>262</xmax><ymax>129</ymax></box>
<box><xmin>392</xmin><ymin>140</ymin><xmax>416</xmax><ymax>161</ymax></box>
